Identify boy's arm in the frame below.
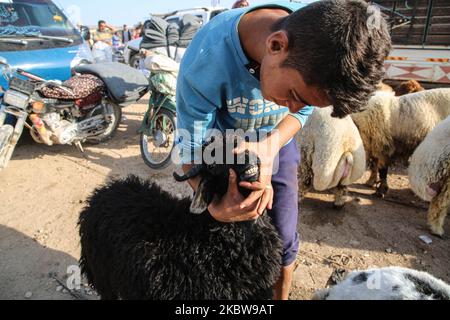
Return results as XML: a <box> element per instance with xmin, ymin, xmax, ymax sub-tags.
<box><xmin>268</xmin><ymin>114</ymin><xmax>303</xmax><ymax>149</ymax></box>
<box><xmin>177</xmin><ymin>73</ymin><xmax>261</xmax><ymax>223</ymax></box>
<box><xmin>236</xmin><ymin>107</ymin><xmax>314</xmax><ymax>212</ymax></box>
<box><xmin>290</xmin><ymin>105</ymin><xmax>315</xmax><ymax>132</ymax></box>
<box><xmin>270</xmin><ymin>105</ymin><xmax>314</xmax><ymax>148</ymax></box>
<box><xmin>236</xmin><ymin>106</ymin><xmax>314</xmax><ymax>164</ymax></box>
<box><xmin>176</xmin><ymin>75</ymin><xmax>218</xmax><ymax>185</ymax></box>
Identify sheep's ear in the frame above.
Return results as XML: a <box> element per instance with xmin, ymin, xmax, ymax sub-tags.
<box><xmin>190</xmin><ymin>179</ymin><xmax>209</xmax><ymax>215</ymax></box>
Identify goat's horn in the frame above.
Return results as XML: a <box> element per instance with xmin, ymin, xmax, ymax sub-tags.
<box><xmin>173</xmin><ymin>165</ymin><xmax>204</xmax><ymax>182</ymax></box>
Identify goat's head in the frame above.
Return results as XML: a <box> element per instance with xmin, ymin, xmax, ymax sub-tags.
<box><xmin>174</xmin><ymin>134</ymin><xmax>260</xmax><ymax>214</ymax></box>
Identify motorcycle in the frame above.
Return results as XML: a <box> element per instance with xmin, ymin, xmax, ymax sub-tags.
<box><xmin>0</xmin><ymin>58</ymin><xmax>149</xmax><ymax>170</ymax></box>
<box><xmin>138</xmin><ymin>52</ymin><xmax>178</xmax><ymax>170</ymax></box>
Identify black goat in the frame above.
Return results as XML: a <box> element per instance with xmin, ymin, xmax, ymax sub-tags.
<box><xmin>79</xmin><ymin>135</ymin><xmax>283</xmax><ymax>300</ymax></box>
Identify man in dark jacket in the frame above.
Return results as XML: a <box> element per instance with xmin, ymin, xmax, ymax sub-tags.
<box><xmin>121</xmin><ymin>24</ymin><xmax>132</xmax><ymax>44</ymax></box>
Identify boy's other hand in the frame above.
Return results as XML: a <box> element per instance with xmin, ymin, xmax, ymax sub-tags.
<box><xmin>208</xmin><ymin>169</ymin><xmax>261</xmax><ymax>223</ymax></box>
<box><xmin>234</xmin><ymin>141</ymin><xmax>276</xmax><ymax>215</ymax></box>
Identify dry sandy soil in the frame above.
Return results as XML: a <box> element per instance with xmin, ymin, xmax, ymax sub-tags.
<box><xmin>0</xmin><ymin>99</ymin><xmax>449</xmax><ymax>300</ymax></box>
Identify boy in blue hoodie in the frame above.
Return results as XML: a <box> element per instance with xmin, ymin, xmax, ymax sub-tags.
<box><xmin>176</xmin><ymin>0</ymin><xmax>391</xmax><ymax>299</ymax></box>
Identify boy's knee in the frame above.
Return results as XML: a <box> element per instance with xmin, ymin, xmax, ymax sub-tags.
<box><xmin>281</xmin><ymin>232</ymin><xmax>300</xmax><ymax>267</ymax></box>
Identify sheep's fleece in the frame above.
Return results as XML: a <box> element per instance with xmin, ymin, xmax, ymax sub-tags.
<box><xmin>409</xmin><ymin>116</ymin><xmax>450</xmax><ymax>202</ymax></box>
<box><xmin>298</xmin><ymin>107</ymin><xmax>366</xmax><ymax>191</ymax></box>
<box><xmin>314</xmin><ymin>267</ymin><xmax>450</xmax><ymax>300</ymax></box>
<box><xmin>78</xmin><ymin>176</ymin><xmax>283</xmax><ymax>300</ymax></box>
<box><xmin>351</xmin><ymin>89</ymin><xmax>450</xmax><ymax>164</ymax></box>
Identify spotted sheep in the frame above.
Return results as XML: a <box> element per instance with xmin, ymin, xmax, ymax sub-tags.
<box><xmin>314</xmin><ymin>267</ymin><xmax>450</xmax><ymax>300</ymax></box>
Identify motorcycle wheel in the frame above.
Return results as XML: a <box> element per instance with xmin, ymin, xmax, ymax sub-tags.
<box><xmin>0</xmin><ymin>125</ymin><xmax>14</xmax><ymax>169</ymax></box>
<box><xmin>140</xmin><ymin>108</ymin><xmax>176</xmax><ymax>170</ymax></box>
<box><xmin>86</xmin><ymin>101</ymin><xmax>122</xmax><ymax>144</ymax></box>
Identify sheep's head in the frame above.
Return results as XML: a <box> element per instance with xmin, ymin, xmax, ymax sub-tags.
<box><xmin>174</xmin><ymin>134</ymin><xmax>260</xmax><ymax>214</ymax></box>
<box><xmin>394</xmin><ymin>80</ymin><xmax>425</xmax><ymax>96</ymax></box>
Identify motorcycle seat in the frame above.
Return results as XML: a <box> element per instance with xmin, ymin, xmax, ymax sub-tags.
<box><xmin>74</xmin><ymin>63</ymin><xmax>149</xmax><ymax>105</ymax></box>
<box><xmin>40</xmin><ymin>74</ymin><xmax>104</xmax><ymax>100</ymax></box>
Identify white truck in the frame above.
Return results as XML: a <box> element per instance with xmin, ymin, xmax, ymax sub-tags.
<box><xmin>374</xmin><ymin>0</ymin><xmax>450</xmax><ymax>88</ymax></box>
<box><xmin>124</xmin><ymin>7</ymin><xmax>227</xmax><ymax>68</ymax></box>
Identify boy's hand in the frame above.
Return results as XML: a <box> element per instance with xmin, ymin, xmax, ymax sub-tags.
<box><xmin>234</xmin><ymin>140</ymin><xmax>277</xmax><ymax>215</ymax></box>
<box><xmin>208</xmin><ymin>170</ymin><xmax>261</xmax><ymax>223</ymax></box>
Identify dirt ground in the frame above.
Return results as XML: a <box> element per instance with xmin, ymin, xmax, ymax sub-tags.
<box><xmin>0</xmin><ymin>98</ymin><xmax>449</xmax><ymax>300</ymax></box>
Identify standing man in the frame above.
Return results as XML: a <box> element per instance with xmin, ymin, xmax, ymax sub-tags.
<box><xmin>92</xmin><ymin>20</ymin><xmax>116</xmax><ymax>45</ymax></box>
<box><xmin>232</xmin><ymin>0</ymin><xmax>250</xmax><ymax>9</ymax></box>
<box><xmin>133</xmin><ymin>23</ymin><xmax>143</xmax><ymax>39</ymax></box>
<box><xmin>176</xmin><ymin>0</ymin><xmax>391</xmax><ymax>300</ymax></box>
<box><xmin>121</xmin><ymin>24</ymin><xmax>132</xmax><ymax>44</ymax></box>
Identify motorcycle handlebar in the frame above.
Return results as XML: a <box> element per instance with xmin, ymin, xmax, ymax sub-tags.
<box><xmin>16</xmin><ymin>69</ymin><xmax>46</xmax><ymax>82</ymax></box>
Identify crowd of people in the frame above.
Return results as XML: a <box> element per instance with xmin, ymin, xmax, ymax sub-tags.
<box><xmin>81</xmin><ymin>20</ymin><xmax>143</xmax><ymax>49</ymax></box>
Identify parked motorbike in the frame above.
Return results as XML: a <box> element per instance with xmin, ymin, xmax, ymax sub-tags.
<box><xmin>0</xmin><ymin>58</ymin><xmax>149</xmax><ymax>170</ymax></box>
<box><xmin>138</xmin><ymin>53</ymin><xmax>178</xmax><ymax>170</ymax></box>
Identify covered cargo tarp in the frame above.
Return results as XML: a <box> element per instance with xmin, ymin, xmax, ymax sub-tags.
<box><xmin>140</xmin><ymin>16</ymin><xmax>179</xmax><ymax>54</ymax></box>
<box><xmin>177</xmin><ymin>14</ymin><xmax>202</xmax><ymax>48</ymax></box>
<box><xmin>140</xmin><ymin>14</ymin><xmax>202</xmax><ymax>58</ymax></box>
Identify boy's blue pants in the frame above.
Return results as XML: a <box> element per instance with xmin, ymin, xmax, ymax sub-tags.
<box><xmin>268</xmin><ymin>139</ymin><xmax>301</xmax><ymax>267</ymax></box>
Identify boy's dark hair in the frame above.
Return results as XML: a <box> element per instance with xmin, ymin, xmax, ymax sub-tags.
<box><xmin>98</xmin><ymin>20</ymin><xmax>106</xmax><ymax>26</ymax></box>
<box><xmin>277</xmin><ymin>0</ymin><xmax>391</xmax><ymax>118</ymax></box>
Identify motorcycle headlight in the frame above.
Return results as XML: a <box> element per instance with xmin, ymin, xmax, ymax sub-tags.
<box><xmin>3</xmin><ymin>90</ymin><xmax>29</xmax><ymax>110</ymax></box>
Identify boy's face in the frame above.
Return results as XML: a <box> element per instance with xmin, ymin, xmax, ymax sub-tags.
<box><xmin>260</xmin><ymin>31</ymin><xmax>331</xmax><ymax>112</ymax></box>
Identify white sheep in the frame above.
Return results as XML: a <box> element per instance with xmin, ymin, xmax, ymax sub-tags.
<box><xmin>351</xmin><ymin>88</ymin><xmax>450</xmax><ymax>198</ymax></box>
<box><xmin>314</xmin><ymin>267</ymin><xmax>450</xmax><ymax>300</ymax></box>
<box><xmin>409</xmin><ymin>116</ymin><xmax>450</xmax><ymax>237</ymax></box>
<box><xmin>297</xmin><ymin>107</ymin><xmax>366</xmax><ymax>208</ymax></box>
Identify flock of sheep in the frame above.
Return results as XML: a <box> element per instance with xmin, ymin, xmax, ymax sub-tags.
<box><xmin>76</xmin><ymin>81</ymin><xmax>450</xmax><ymax>300</ymax></box>
<box><xmin>298</xmin><ymin>81</ymin><xmax>450</xmax><ymax>238</ymax></box>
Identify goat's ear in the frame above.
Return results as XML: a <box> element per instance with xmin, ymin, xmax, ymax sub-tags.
<box><xmin>190</xmin><ymin>179</ymin><xmax>209</xmax><ymax>215</ymax></box>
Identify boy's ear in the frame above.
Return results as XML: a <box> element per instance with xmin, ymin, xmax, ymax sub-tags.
<box><xmin>267</xmin><ymin>31</ymin><xmax>289</xmax><ymax>55</ymax></box>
